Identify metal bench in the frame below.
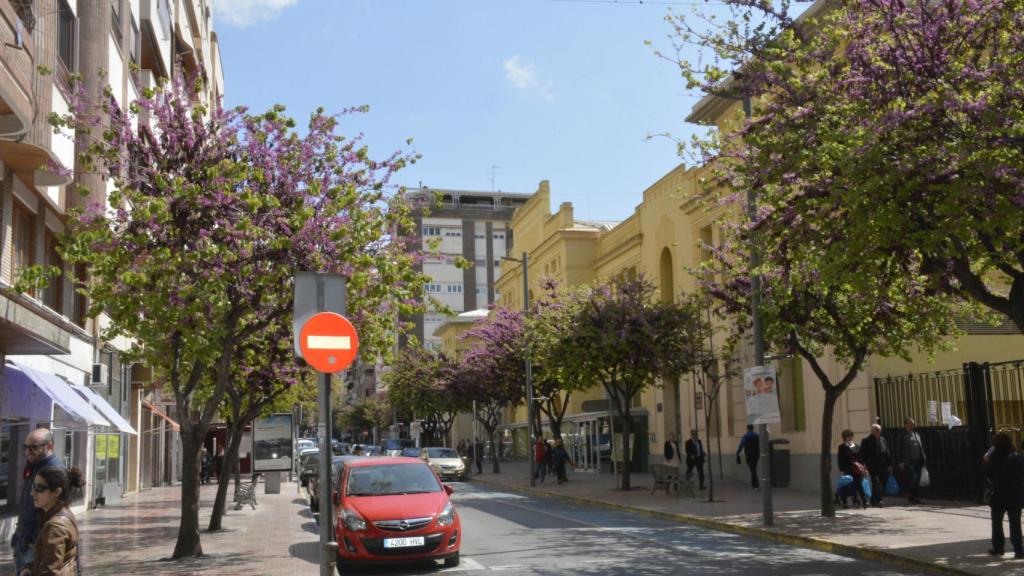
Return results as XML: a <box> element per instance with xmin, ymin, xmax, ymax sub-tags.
<box><xmin>234</xmin><ymin>474</ymin><xmax>260</xmax><ymax>510</ymax></box>
<box><xmin>649</xmin><ymin>464</ymin><xmax>695</xmax><ymax>498</ymax></box>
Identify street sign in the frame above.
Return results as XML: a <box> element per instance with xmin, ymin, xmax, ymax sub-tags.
<box><xmin>299</xmin><ymin>312</ymin><xmax>359</xmax><ymax>373</ymax></box>
<box><xmin>293</xmin><ymin>272</ymin><xmax>347</xmax><ymax>357</ymax></box>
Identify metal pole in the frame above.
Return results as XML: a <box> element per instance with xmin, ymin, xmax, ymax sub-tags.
<box><xmin>318</xmin><ymin>372</ymin><xmax>337</xmax><ymax>575</ymax></box>
<box><xmin>743</xmin><ymin>95</ymin><xmax>773</xmax><ymax>526</ymax></box>
<box><xmin>522</xmin><ymin>252</ymin><xmax>536</xmax><ymax>487</ymax></box>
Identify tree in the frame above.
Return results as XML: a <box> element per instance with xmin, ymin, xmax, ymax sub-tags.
<box><xmin>525</xmin><ymin>278</ymin><xmax>593</xmax><ymax>442</ymax></box>
<box><xmin>53</xmin><ymin>78</ymin><xmax>427</xmax><ymax>558</ymax></box>
<box><xmin>562</xmin><ymin>275</ymin><xmax>700</xmax><ymax>490</ymax></box>
<box><xmin>338</xmin><ymin>397</ymin><xmax>391</xmax><ymax>443</ymax></box>
<box><xmin>384</xmin><ymin>347</ymin><xmax>466</xmax><ymax>446</ymax></box>
<box><xmin>455</xmin><ymin>308</ymin><xmax>526</xmax><ymax>473</ymax></box>
<box><xmin>208</xmin><ymin>320</ymin><xmax>312</xmax><ymax>532</ymax></box>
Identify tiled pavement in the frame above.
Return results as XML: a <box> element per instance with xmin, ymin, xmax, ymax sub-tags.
<box><xmin>1</xmin><ymin>479</ymin><xmax>320</xmax><ymax>576</ymax></box>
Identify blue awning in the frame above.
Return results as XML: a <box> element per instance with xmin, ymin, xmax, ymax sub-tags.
<box><xmin>5</xmin><ymin>361</ymin><xmax>111</xmax><ymax>428</ymax></box>
<box><xmin>72</xmin><ymin>385</ymin><xmax>137</xmax><ymax>435</ymax></box>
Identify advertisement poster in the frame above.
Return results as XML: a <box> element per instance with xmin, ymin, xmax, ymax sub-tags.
<box><xmin>253</xmin><ymin>413</ymin><xmax>294</xmax><ymax>472</ymax></box>
<box><xmin>928</xmin><ymin>400</ymin><xmax>939</xmax><ymax>423</ymax></box>
<box><xmin>743</xmin><ymin>366</ymin><xmax>781</xmax><ymax>425</ymax></box>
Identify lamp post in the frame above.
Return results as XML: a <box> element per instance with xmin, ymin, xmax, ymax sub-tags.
<box><xmin>503</xmin><ymin>252</ymin><xmax>535</xmax><ymax>487</ymax></box>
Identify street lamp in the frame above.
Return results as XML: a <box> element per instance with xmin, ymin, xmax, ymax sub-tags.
<box><xmin>502</xmin><ymin>252</ymin><xmax>536</xmax><ymax>487</ymax></box>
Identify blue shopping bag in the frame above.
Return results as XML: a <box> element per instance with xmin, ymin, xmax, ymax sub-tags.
<box><xmin>836</xmin><ymin>474</ymin><xmax>854</xmax><ymax>489</ymax></box>
<box><xmin>885</xmin><ymin>475</ymin><xmax>900</xmax><ymax>496</ymax></box>
<box><xmin>862</xmin><ymin>476</ymin><xmax>872</xmax><ymax>500</ymax></box>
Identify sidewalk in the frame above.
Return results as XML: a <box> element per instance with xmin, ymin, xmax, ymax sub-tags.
<box><xmin>0</xmin><ymin>479</ymin><xmax>320</xmax><ymax>576</ymax></box>
<box><xmin>469</xmin><ymin>461</ymin><xmax>1020</xmax><ymax>576</ymax></box>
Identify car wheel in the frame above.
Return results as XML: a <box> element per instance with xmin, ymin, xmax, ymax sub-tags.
<box><xmin>444</xmin><ymin>551</ymin><xmax>460</xmax><ymax>568</ymax></box>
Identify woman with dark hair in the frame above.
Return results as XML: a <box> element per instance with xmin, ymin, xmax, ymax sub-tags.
<box><xmin>985</xmin><ymin>431</ymin><xmax>1024</xmax><ymax>558</ymax></box>
<box><xmin>19</xmin><ymin>466</ymin><xmax>85</xmax><ymax>576</ymax></box>
<box><xmin>837</xmin><ymin>429</ymin><xmax>868</xmax><ymax>509</ymax></box>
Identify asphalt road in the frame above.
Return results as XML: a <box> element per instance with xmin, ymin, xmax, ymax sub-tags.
<box><xmin>334</xmin><ymin>482</ymin><xmax>926</xmax><ymax>576</ymax></box>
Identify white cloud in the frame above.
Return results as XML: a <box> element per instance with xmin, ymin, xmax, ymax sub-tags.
<box><xmin>503</xmin><ymin>56</ymin><xmax>553</xmax><ymax>100</ymax></box>
<box><xmin>215</xmin><ymin>0</ymin><xmax>300</xmax><ymax>27</ymax></box>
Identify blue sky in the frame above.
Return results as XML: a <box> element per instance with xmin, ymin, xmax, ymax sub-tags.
<box><xmin>214</xmin><ymin>0</ymin><xmax>716</xmax><ymax>221</ymax></box>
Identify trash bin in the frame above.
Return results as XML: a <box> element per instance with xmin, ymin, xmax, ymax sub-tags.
<box><xmin>769</xmin><ymin>438</ymin><xmax>790</xmax><ymax>488</ymax></box>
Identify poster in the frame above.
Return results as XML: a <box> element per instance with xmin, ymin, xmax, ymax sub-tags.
<box><xmin>253</xmin><ymin>413</ymin><xmax>294</xmax><ymax>472</ymax></box>
<box><xmin>743</xmin><ymin>366</ymin><xmax>780</xmax><ymax>425</ymax></box>
<box><xmin>941</xmin><ymin>402</ymin><xmax>952</xmax><ymax>425</ymax></box>
<box><xmin>927</xmin><ymin>400</ymin><xmax>938</xmax><ymax>423</ymax></box>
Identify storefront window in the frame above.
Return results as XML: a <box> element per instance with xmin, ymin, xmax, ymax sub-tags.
<box><xmin>0</xmin><ymin>429</ymin><xmax>10</xmax><ymax>508</ymax></box>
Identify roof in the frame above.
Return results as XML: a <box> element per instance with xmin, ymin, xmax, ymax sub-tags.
<box><xmin>573</xmin><ymin>219</ymin><xmax>620</xmax><ymax>232</ymax></box>
<box><xmin>344</xmin><ymin>456</ymin><xmax>429</xmax><ymax>467</ymax></box>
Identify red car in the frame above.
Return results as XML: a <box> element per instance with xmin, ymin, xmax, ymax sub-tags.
<box><xmin>333</xmin><ymin>456</ymin><xmax>461</xmax><ymax>571</ymax></box>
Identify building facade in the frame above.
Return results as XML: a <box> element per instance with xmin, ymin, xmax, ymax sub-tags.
<box><xmin>0</xmin><ymin>0</ymin><xmax>223</xmax><ymax>540</ymax></box>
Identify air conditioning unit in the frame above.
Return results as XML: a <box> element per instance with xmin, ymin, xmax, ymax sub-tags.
<box><xmin>91</xmin><ymin>363</ymin><xmax>108</xmax><ymax>386</ymax></box>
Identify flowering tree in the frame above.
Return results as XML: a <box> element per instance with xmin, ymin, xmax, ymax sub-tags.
<box><xmin>52</xmin><ymin>80</ymin><xmax>427</xmax><ymax>558</ymax></box>
<box><xmin>384</xmin><ymin>347</ymin><xmax>466</xmax><ymax>446</ymax></box>
<box><xmin>337</xmin><ymin>396</ymin><xmax>391</xmax><ymax>443</ymax></box>
<box><xmin>455</xmin><ymin>308</ymin><xmax>526</xmax><ymax>473</ymax></box>
<box><xmin>562</xmin><ymin>275</ymin><xmax>701</xmax><ymax>490</ymax></box>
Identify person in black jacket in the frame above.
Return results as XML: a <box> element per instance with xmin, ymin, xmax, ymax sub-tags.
<box><xmin>684</xmin><ymin>430</ymin><xmax>706</xmax><ymax>490</ymax></box>
<box><xmin>736</xmin><ymin>425</ymin><xmax>760</xmax><ymax>489</ymax></box>
<box><xmin>837</xmin><ymin>429</ymin><xmax>868</xmax><ymax>509</ymax></box>
<box><xmin>859</xmin><ymin>424</ymin><xmax>893</xmax><ymax>507</ymax></box>
<box><xmin>984</xmin><ymin>431</ymin><xmax>1024</xmax><ymax>558</ymax></box>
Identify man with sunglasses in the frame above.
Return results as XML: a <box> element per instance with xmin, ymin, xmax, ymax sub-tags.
<box><xmin>11</xmin><ymin>428</ymin><xmax>62</xmax><ymax>574</ymax></box>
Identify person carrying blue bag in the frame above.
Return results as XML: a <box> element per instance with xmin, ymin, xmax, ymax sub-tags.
<box><xmin>837</xmin><ymin>429</ymin><xmax>868</xmax><ymax>509</ymax></box>
<box><xmin>860</xmin><ymin>423</ymin><xmax>895</xmax><ymax>507</ymax></box>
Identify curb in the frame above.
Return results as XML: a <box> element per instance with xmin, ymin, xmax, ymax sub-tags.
<box><xmin>468</xmin><ymin>476</ymin><xmax>980</xmax><ymax>576</ymax></box>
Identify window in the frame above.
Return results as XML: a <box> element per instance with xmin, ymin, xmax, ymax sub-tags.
<box><xmin>474</xmin><ymin>259</ymin><xmax>486</xmax><ymax>268</ymax></box>
<box><xmin>474</xmin><ymin>233</ymin><xmax>485</xmax><ymax>239</ymax></box>
<box><xmin>0</xmin><ymin>429</ymin><xmax>9</xmax><ymax>508</ymax></box>
<box><xmin>493</xmin><ymin>232</ymin><xmax>505</xmax><ymax>240</ymax></box>
<box><xmin>73</xmin><ymin>263</ymin><xmax>88</xmax><ymax>328</ymax></box>
<box><xmin>447</xmin><ymin>284</ymin><xmax>463</xmax><ymax>294</ymax></box>
<box><xmin>494</xmin><ymin>260</ymin><xmax>500</xmax><ymax>268</ymax></box>
<box><xmin>424</xmin><ymin>283</ymin><xmax>441</xmax><ymax>294</ymax></box>
<box><xmin>111</xmin><ymin>1</ymin><xmax>122</xmax><ymax>46</ymax></box>
<box><xmin>422</xmin><ymin>226</ymin><xmax>440</xmax><ymax>236</ymax></box>
<box><xmin>129</xmin><ymin>10</ymin><xmax>139</xmax><ymax>65</ymax></box>
<box><xmin>12</xmin><ymin>201</ymin><xmax>34</xmax><ymax>286</ymax></box>
<box><xmin>56</xmin><ymin>0</ymin><xmax>76</xmax><ymax>79</ymax></box>
<box><xmin>476</xmin><ymin>287</ymin><xmax>485</xmax><ymax>296</ymax></box>
<box><xmin>444</xmin><ymin>229</ymin><xmax>461</xmax><ymax>237</ymax></box>
<box><xmin>11</xmin><ymin>0</ymin><xmax>35</xmax><ymax>35</ymax></box>
<box><xmin>44</xmin><ymin>231</ymin><xmax>63</xmax><ymax>313</ymax></box>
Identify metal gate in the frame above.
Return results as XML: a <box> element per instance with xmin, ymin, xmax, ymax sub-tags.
<box><xmin>568</xmin><ymin>419</ymin><xmax>602</xmax><ymax>472</ymax></box>
<box><xmin>874</xmin><ymin>360</ymin><xmax>1024</xmax><ymax>502</ymax></box>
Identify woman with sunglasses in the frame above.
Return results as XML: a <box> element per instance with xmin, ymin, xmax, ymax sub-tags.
<box><xmin>19</xmin><ymin>466</ymin><xmax>85</xmax><ymax>576</ymax></box>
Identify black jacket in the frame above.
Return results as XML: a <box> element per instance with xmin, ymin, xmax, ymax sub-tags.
<box><xmin>837</xmin><ymin>443</ymin><xmax>863</xmax><ymax>476</ymax></box>
<box><xmin>859</xmin><ymin>434</ymin><xmax>892</xmax><ymax>473</ymax></box>
<box><xmin>985</xmin><ymin>451</ymin><xmax>1024</xmax><ymax>509</ymax></box>
<box><xmin>685</xmin><ymin>438</ymin><xmax>705</xmax><ymax>465</ymax></box>
<box><xmin>664</xmin><ymin>441</ymin><xmax>680</xmax><ymax>462</ymax></box>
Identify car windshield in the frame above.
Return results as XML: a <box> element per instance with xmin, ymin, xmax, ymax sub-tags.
<box><xmin>346</xmin><ymin>463</ymin><xmax>442</xmax><ymax>496</ymax></box>
<box><xmin>400</xmin><ymin>448</ymin><xmax>421</xmax><ymax>458</ymax></box>
<box><xmin>427</xmin><ymin>448</ymin><xmax>458</xmax><ymax>459</ymax></box>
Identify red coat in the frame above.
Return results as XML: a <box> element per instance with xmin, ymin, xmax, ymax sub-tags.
<box><xmin>534</xmin><ymin>441</ymin><xmax>549</xmax><ymax>464</ymax></box>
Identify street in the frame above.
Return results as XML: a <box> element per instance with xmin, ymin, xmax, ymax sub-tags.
<box><xmin>331</xmin><ymin>482</ymin><xmax>925</xmax><ymax>576</ymax></box>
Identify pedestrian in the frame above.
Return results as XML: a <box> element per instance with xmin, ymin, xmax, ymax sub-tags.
<box><xmin>200</xmin><ymin>446</ymin><xmax>212</xmax><ymax>485</ymax></box>
<box><xmin>533</xmin><ymin>435</ymin><xmax>550</xmax><ymax>483</ymax></box>
<box><xmin>664</xmin><ymin>433</ymin><xmax>681</xmax><ymax>469</ymax></box>
<box><xmin>456</xmin><ymin>439</ymin><xmax>466</xmax><ymax>457</ymax></box>
<box><xmin>473</xmin><ymin>438</ymin><xmax>484</xmax><ymax>475</ymax></box>
<box><xmin>19</xmin><ymin>466</ymin><xmax>86</xmax><ymax>576</ymax></box>
<box><xmin>984</xmin><ymin>431</ymin><xmax>1024</xmax><ymax>558</ymax></box>
<box><xmin>736</xmin><ymin>424</ymin><xmax>760</xmax><ymax>490</ymax></box>
<box><xmin>551</xmin><ymin>438</ymin><xmax>574</xmax><ymax>484</ymax></box>
<box><xmin>896</xmin><ymin>418</ymin><xmax>927</xmax><ymax>504</ymax></box>
<box><xmin>684</xmin><ymin>429</ymin><xmax>706</xmax><ymax>490</ymax></box>
<box><xmin>213</xmin><ymin>446</ymin><xmax>225</xmax><ymax>482</ymax></box>
<box><xmin>353</xmin><ymin>445</ymin><xmax>365</xmax><ymax>456</ymax></box>
<box><xmin>11</xmin><ymin>428</ymin><xmax>63</xmax><ymax>575</ymax></box>
<box><xmin>837</xmin><ymin>429</ymin><xmax>868</xmax><ymax>509</ymax></box>
<box><xmin>859</xmin><ymin>424</ymin><xmax>893</xmax><ymax>507</ymax></box>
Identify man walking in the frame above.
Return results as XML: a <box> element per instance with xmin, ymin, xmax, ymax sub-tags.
<box><xmin>533</xmin><ymin>435</ymin><xmax>549</xmax><ymax>483</ymax></box>
<box><xmin>685</xmin><ymin>429</ymin><xmax>706</xmax><ymax>490</ymax></box>
<box><xmin>11</xmin><ymin>428</ymin><xmax>64</xmax><ymax>574</ymax></box>
<box><xmin>897</xmin><ymin>418</ymin><xmax>927</xmax><ymax>504</ymax></box>
<box><xmin>736</xmin><ymin>424</ymin><xmax>760</xmax><ymax>490</ymax></box>
<box><xmin>859</xmin><ymin>424</ymin><xmax>893</xmax><ymax>507</ymax></box>
<box><xmin>473</xmin><ymin>438</ymin><xmax>484</xmax><ymax>475</ymax></box>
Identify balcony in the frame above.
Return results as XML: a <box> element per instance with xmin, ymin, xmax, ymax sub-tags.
<box><xmin>0</xmin><ymin>0</ymin><xmax>37</xmax><ymax>136</ymax></box>
<box><xmin>139</xmin><ymin>0</ymin><xmax>173</xmax><ymax>78</ymax></box>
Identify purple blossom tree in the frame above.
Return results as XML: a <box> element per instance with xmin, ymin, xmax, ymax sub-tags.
<box><xmin>50</xmin><ymin>78</ymin><xmax>429</xmax><ymax>558</ymax></box>
<box><xmin>384</xmin><ymin>347</ymin><xmax>467</xmax><ymax>447</ymax></box>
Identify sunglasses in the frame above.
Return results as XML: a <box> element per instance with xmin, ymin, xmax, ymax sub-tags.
<box><xmin>31</xmin><ymin>483</ymin><xmax>52</xmax><ymax>494</ymax></box>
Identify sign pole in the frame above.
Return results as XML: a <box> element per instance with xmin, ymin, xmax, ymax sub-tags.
<box><xmin>318</xmin><ymin>373</ymin><xmax>336</xmax><ymax>576</ymax></box>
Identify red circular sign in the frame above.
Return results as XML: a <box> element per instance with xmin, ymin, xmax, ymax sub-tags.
<box><xmin>299</xmin><ymin>312</ymin><xmax>360</xmax><ymax>373</ymax></box>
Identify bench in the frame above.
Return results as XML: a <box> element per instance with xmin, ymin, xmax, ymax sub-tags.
<box><xmin>649</xmin><ymin>464</ymin><xmax>695</xmax><ymax>498</ymax></box>
<box><xmin>234</xmin><ymin>474</ymin><xmax>260</xmax><ymax>510</ymax></box>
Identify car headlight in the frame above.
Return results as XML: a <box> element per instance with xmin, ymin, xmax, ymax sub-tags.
<box><xmin>436</xmin><ymin>502</ymin><xmax>455</xmax><ymax>527</ymax></box>
<box><xmin>342</xmin><ymin>508</ymin><xmax>367</xmax><ymax>531</ymax></box>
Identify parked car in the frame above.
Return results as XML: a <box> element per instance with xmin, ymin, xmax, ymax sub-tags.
<box><xmin>333</xmin><ymin>456</ymin><xmax>461</xmax><ymax>570</ymax></box>
<box><xmin>400</xmin><ymin>447</ymin><xmax>422</xmax><ymax>458</ymax></box>
<box><xmin>382</xmin><ymin>437</ymin><xmax>417</xmax><ymax>457</ymax></box>
<box><xmin>297</xmin><ymin>438</ymin><xmax>315</xmax><ymax>453</ymax></box>
<box><xmin>298</xmin><ymin>447</ymin><xmax>320</xmax><ymax>487</ymax></box>
<box><xmin>307</xmin><ymin>455</ymin><xmax>345</xmax><ymax>513</ymax></box>
<box><xmin>419</xmin><ymin>447</ymin><xmax>467</xmax><ymax>481</ymax></box>
<box><xmin>351</xmin><ymin>444</ymin><xmax>382</xmax><ymax>457</ymax></box>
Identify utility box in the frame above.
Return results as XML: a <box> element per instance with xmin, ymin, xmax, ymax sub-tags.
<box><xmin>769</xmin><ymin>438</ymin><xmax>790</xmax><ymax>488</ymax></box>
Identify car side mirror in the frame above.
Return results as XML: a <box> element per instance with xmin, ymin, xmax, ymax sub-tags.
<box><xmin>333</xmin><ymin>490</ymin><xmax>342</xmax><ymax>506</ymax></box>
<box><xmin>443</xmin><ymin>484</ymin><xmax>454</xmax><ymax>496</ymax></box>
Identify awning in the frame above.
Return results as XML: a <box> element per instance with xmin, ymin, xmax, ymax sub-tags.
<box><xmin>72</xmin><ymin>385</ymin><xmax>137</xmax><ymax>435</ymax></box>
<box><xmin>5</xmin><ymin>361</ymin><xmax>111</xmax><ymax>428</ymax></box>
<box><xmin>142</xmin><ymin>400</ymin><xmax>180</xmax><ymax>432</ymax></box>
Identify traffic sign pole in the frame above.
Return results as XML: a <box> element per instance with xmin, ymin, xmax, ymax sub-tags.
<box><xmin>318</xmin><ymin>371</ymin><xmax>336</xmax><ymax>576</ymax></box>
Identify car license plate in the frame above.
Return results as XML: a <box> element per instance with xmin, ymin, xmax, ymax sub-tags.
<box><xmin>384</xmin><ymin>536</ymin><xmax>424</xmax><ymax>548</ymax></box>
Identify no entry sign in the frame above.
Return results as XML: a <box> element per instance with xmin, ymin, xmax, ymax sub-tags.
<box><xmin>299</xmin><ymin>312</ymin><xmax>359</xmax><ymax>373</ymax></box>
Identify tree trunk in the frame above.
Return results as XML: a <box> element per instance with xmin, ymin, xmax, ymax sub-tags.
<box><xmin>705</xmin><ymin>413</ymin><xmax>715</xmax><ymax>503</ymax></box>
<box><xmin>820</xmin><ymin>391</ymin><xmax>839</xmax><ymax>517</ymax></box>
<box><xmin>619</xmin><ymin>415</ymin><xmax>633</xmax><ymax>490</ymax></box>
<box><xmin>172</xmin><ymin>426</ymin><xmax>204</xmax><ymax>558</ymax></box>
<box><xmin>208</xmin><ymin>417</ymin><xmax>245</xmax><ymax>531</ymax></box>
<box><xmin>548</xmin><ymin>413</ymin><xmax>562</xmax><ymax>443</ymax></box>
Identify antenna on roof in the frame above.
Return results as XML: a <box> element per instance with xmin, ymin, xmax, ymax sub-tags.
<box><xmin>490</xmin><ymin>165</ymin><xmax>501</xmax><ymax>193</ymax></box>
